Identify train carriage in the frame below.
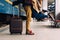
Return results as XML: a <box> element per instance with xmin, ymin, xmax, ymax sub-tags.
<box><xmin>0</xmin><ymin>0</ymin><xmax>26</xmax><ymax>24</ymax></box>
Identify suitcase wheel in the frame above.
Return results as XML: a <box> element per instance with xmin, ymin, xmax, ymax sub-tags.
<box><xmin>20</xmin><ymin>32</ymin><xmax>22</xmax><ymax>34</ymax></box>
<box><xmin>10</xmin><ymin>32</ymin><xmax>13</xmax><ymax>35</ymax></box>
<box><xmin>10</xmin><ymin>32</ymin><xmax>22</xmax><ymax>35</ymax></box>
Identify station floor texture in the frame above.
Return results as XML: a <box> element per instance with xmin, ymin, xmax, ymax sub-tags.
<box><xmin>0</xmin><ymin>20</ymin><xmax>60</xmax><ymax>40</ymax></box>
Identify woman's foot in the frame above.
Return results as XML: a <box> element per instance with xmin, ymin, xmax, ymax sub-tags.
<box><xmin>26</xmin><ymin>30</ymin><xmax>34</xmax><ymax>35</ymax></box>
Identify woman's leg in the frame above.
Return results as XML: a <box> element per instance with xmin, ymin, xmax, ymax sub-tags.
<box><xmin>24</xmin><ymin>6</ymin><xmax>34</xmax><ymax>35</ymax></box>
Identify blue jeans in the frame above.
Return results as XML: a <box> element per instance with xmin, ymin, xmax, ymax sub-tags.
<box><xmin>32</xmin><ymin>8</ymin><xmax>48</xmax><ymax>20</ymax></box>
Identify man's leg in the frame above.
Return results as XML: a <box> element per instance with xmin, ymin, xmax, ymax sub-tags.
<box><xmin>24</xmin><ymin>6</ymin><xmax>34</xmax><ymax>35</ymax></box>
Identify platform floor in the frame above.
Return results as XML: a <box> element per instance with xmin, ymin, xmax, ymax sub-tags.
<box><xmin>0</xmin><ymin>21</ymin><xmax>60</xmax><ymax>40</ymax></box>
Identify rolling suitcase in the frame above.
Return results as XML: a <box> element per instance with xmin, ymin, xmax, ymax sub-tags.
<box><xmin>10</xmin><ymin>6</ymin><xmax>23</xmax><ymax>34</ymax></box>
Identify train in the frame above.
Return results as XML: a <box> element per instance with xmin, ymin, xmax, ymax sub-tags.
<box><xmin>0</xmin><ymin>0</ymin><xmax>26</xmax><ymax>24</ymax></box>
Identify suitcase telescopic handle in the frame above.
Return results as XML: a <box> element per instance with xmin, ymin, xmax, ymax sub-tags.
<box><xmin>13</xmin><ymin>7</ymin><xmax>15</xmax><ymax>17</ymax></box>
<box><xmin>13</xmin><ymin>5</ymin><xmax>20</xmax><ymax>18</ymax></box>
<box><xmin>18</xmin><ymin>5</ymin><xmax>20</xmax><ymax>18</ymax></box>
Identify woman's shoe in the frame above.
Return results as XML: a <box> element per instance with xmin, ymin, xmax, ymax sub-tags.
<box><xmin>26</xmin><ymin>30</ymin><xmax>34</xmax><ymax>35</ymax></box>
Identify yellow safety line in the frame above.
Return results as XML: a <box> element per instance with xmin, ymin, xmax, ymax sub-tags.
<box><xmin>15</xmin><ymin>6</ymin><xmax>18</xmax><ymax>8</ymax></box>
<box><xmin>5</xmin><ymin>0</ymin><xmax>12</xmax><ymax>4</ymax></box>
<box><xmin>5</xmin><ymin>0</ymin><xmax>18</xmax><ymax>8</ymax></box>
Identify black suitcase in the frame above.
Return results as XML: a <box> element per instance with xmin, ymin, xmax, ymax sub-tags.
<box><xmin>10</xmin><ymin>6</ymin><xmax>23</xmax><ymax>34</ymax></box>
<box><xmin>10</xmin><ymin>18</ymin><xmax>22</xmax><ymax>34</ymax></box>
